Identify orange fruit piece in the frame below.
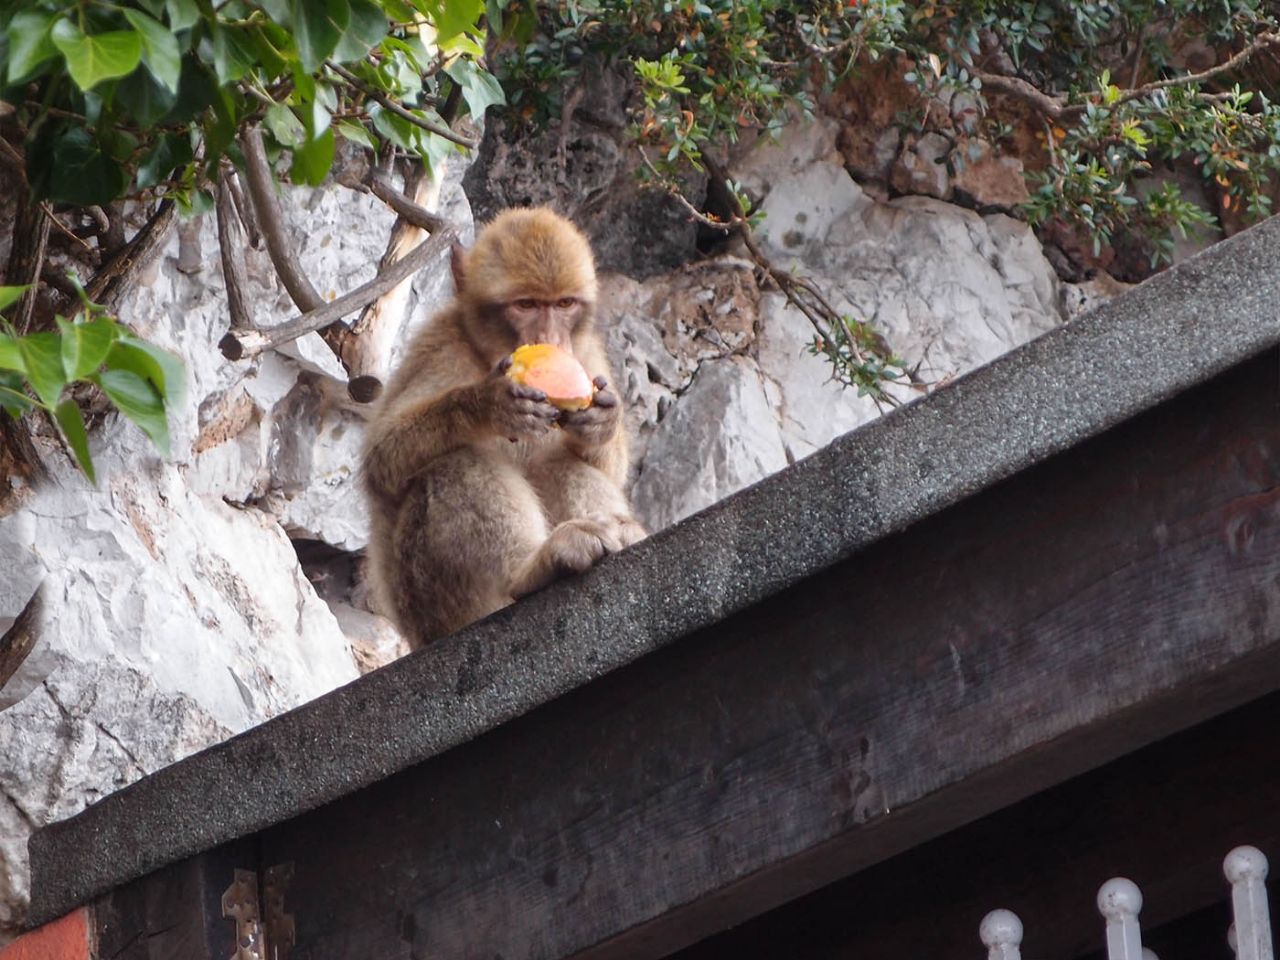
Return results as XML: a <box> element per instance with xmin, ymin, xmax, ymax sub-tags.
<box><xmin>506</xmin><ymin>343</ymin><xmax>595</xmax><ymax>411</ymax></box>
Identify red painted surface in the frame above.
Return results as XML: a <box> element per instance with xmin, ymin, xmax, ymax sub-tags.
<box><xmin>0</xmin><ymin>910</ymin><xmax>91</xmax><ymax>960</ymax></box>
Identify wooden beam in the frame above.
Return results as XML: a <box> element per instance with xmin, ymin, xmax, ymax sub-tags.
<box><xmin>250</xmin><ymin>350</ymin><xmax>1280</xmax><ymax>960</ymax></box>
<box><xmin>91</xmin><ymin>840</ymin><xmax>256</xmax><ymax>960</ymax></box>
<box><xmin>673</xmin><ymin>691</ymin><xmax>1280</xmax><ymax>960</ymax></box>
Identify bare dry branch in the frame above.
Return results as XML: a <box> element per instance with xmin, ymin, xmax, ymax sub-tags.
<box><xmin>216</xmin><ymin>166</ymin><xmax>253</xmax><ymax>331</ymax></box>
<box><xmin>978</xmin><ymin>31</ymin><xmax>1280</xmax><ymax>120</ymax></box>
<box><xmin>238</xmin><ymin>125</ymin><xmax>325</xmax><ymax>313</ymax></box>
<box><xmin>325</xmin><ymin>60</ymin><xmax>478</xmax><ymax>148</ymax></box>
<box><xmin>226</xmin><ymin>169</ymin><xmax>262</xmax><ymax>249</ymax></box>
<box><xmin>220</xmin><ymin>226</ymin><xmax>456</xmax><ymax>361</ymax></box>
<box><xmin>366</xmin><ymin>171</ymin><xmax>450</xmax><ymax>232</ymax></box>
<box><xmin>85</xmin><ymin>200</ymin><xmax>176</xmax><ymax>314</ymax></box>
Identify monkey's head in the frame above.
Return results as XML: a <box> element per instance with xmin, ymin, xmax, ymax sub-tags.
<box><xmin>452</xmin><ymin>207</ymin><xmax>599</xmax><ymax>360</ymax></box>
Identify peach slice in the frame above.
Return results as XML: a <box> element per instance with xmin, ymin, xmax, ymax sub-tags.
<box><xmin>506</xmin><ymin>343</ymin><xmax>596</xmax><ymax>411</ymax></box>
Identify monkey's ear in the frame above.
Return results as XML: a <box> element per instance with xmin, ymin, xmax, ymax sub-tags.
<box><xmin>450</xmin><ymin>242</ymin><xmax>467</xmax><ymax>293</ymax></box>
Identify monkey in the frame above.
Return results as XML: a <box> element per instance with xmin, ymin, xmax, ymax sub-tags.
<box><xmin>360</xmin><ymin>207</ymin><xmax>646</xmax><ymax>650</ymax></box>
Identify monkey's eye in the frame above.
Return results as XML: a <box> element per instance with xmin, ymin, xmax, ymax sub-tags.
<box><xmin>555</xmin><ymin>297</ymin><xmax>577</xmax><ymax>309</ymax></box>
<box><xmin>513</xmin><ymin>298</ymin><xmax>539</xmax><ymax>311</ymax></box>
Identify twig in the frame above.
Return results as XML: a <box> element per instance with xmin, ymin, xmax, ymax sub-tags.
<box><xmin>238</xmin><ymin>125</ymin><xmax>325</xmax><ymax>313</ymax></box>
<box><xmin>85</xmin><ymin>200</ymin><xmax>176</xmax><ymax>314</ymax></box>
<box><xmin>365</xmin><ymin>171</ymin><xmax>450</xmax><ymax>232</ymax></box>
<box><xmin>40</xmin><ymin>203</ymin><xmax>93</xmax><ymax>253</ymax></box>
<box><xmin>219</xmin><ymin>226</ymin><xmax>456</xmax><ymax>361</ymax></box>
<box><xmin>325</xmin><ymin>60</ymin><xmax>478</xmax><ymax>149</ymax></box>
<box><xmin>225</xmin><ymin>168</ymin><xmax>262</xmax><ymax>249</ymax></box>
<box><xmin>216</xmin><ymin>166</ymin><xmax>253</xmax><ymax>331</ymax></box>
<box><xmin>979</xmin><ymin>30</ymin><xmax>1280</xmax><ymax>120</ymax></box>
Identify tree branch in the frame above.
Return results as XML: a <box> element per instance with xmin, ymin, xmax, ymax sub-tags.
<box><xmin>325</xmin><ymin>60</ymin><xmax>478</xmax><ymax>149</ymax></box>
<box><xmin>216</xmin><ymin>166</ymin><xmax>253</xmax><ymax>331</ymax></box>
<box><xmin>365</xmin><ymin>170</ymin><xmax>450</xmax><ymax>232</ymax></box>
<box><xmin>238</xmin><ymin>125</ymin><xmax>325</xmax><ymax>313</ymax></box>
<box><xmin>977</xmin><ymin>30</ymin><xmax>1280</xmax><ymax>120</ymax></box>
<box><xmin>219</xmin><ymin>226</ymin><xmax>456</xmax><ymax>361</ymax></box>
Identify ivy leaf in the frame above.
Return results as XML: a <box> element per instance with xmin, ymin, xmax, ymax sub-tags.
<box><xmin>290</xmin><ymin>127</ymin><xmax>336</xmax><ymax>186</ymax></box>
<box><xmin>293</xmin><ymin>0</ymin><xmax>350</xmax><ymax>72</ymax></box>
<box><xmin>265</xmin><ymin>102</ymin><xmax>307</xmax><ymax>147</ymax></box>
<box><xmin>50</xmin><ymin>20</ymin><xmax>144</xmax><ymax>92</ymax></box>
<box><xmin>6</xmin><ymin>10</ymin><xmax>59</xmax><ymax>83</ymax></box>
<box><xmin>114</xmin><ymin>67</ymin><xmax>178</xmax><ymax>128</ymax></box>
<box><xmin>0</xmin><ymin>334</ymin><xmax>25</xmax><ymax>372</ymax></box>
<box><xmin>444</xmin><ymin>58</ymin><xmax>505</xmax><ymax>120</ymax></box>
<box><xmin>418</xmin><ymin>0</ymin><xmax>483</xmax><ymax>44</ymax></box>
<box><xmin>212</xmin><ymin>22</ymin><xmax>257</xmax><ymax>84</ymax></box>
<box><xmin>0</xmin><ymin>285</ymin><xmax>31</xmax><ymax>313</ymax></box>
<box><xmin>165</xmin><ymin>0</ymin><xmax>202</xmax><ymax>31</ymax></box>
<box><xmin>0</xmin><ymin>371</ymin><xmax>34</xmax><ymax>418</ymax></box>
<box><xmin>137</xmin><ymin>132</ymin><xmax>194</xmax><ymax>189</ymax></box>
<box><xmin>332</xmin><ymin>0</ymin><xmax>389</xmax><ymax>63</ymax></box>
<box><xmin>54</xmin><ymin>399</ymin><xmax>96</xmax><ymax>484</ymax></box>
<box><xmin>123</xmin><ymin>9</ymin><xmax>182</xmax><ymax>93</ymax></box>
<box><xmin>16</xmin><ymin>331</ymin><xmax>66</xmax><ymax>408</ymax></box>
<box><xmin>95</xmin><ymin>368</ymin><xmax>169</xmax><ymax>456</ymax></box>
<box><xmin>108</xmin><ymin>336</ymin><xmax>187</xmax><ymax>408</ymax></box>
<box><xmin>57</xmin><ymin>317</ymin><xmax>119</xmax><ymax>381</ymax></box>
<box><xmin>29</xmin><ymin>125</ymin><xmax>127</xmax><ymax>206</ymax></box>
<box><xmin>335</xmin><ymin>119</ymin><xmax>376</xmax><ymax>150</ymax></box>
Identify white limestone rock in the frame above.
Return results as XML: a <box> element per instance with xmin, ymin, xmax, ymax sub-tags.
<box><xmin>630</xmin><ymin>357</ymin><xmax>788</xmax><ymax>532</ymax></box>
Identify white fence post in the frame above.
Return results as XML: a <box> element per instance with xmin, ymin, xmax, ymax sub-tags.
<box><xmin>980</xmin><ymin>909</ymin><xmax>1023</xmax><ymax>960</ymax></box>
<box><xmin>1098</xmin><ymin>877</ymin><xmax>1145</xmax><ymax>960</ymax></box>
<box><xmin>1225</xmin><ymin>846</ymin><xmax>1274</xmax><ymax>960</ymax></box>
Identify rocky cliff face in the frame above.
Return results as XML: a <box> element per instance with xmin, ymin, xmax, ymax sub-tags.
<box><xmin>0</xmin><ymin>112</ymin><xmax>1095</xmax><ymax>938</ymax></box>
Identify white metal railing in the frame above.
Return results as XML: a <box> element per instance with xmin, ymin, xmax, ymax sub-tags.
<box><xmin>978</xmin><ymin>845</ymin><xmax>1273</xmax><ymax>960</ymax></box>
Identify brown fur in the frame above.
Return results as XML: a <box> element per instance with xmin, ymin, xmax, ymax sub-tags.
<box><xmin>361</xmin><ymin>208</ymin><xmax>644</xmax><ymax>649</ymax></box>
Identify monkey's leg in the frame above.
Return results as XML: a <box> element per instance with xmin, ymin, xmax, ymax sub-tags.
<box><xmin>532</xmin><ymin>451</ymin><xmax>648</xmax><ymax>546</ymax></box>
<box><xmin>385</xmin><ymin>448</ymin><xmax>550</xmax><ymax>648</ymax></box>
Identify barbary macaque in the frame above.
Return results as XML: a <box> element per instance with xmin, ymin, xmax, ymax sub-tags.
<box><xmin>361</xmin><ymin>208</ymin><xmax>646</xmax><ymax>649</ymax></box>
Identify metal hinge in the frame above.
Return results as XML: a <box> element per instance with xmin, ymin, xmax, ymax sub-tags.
<box><xmin>222</xmin><ymin>863</ymin><xmax>295</xmax><ymax>960</ymax></box>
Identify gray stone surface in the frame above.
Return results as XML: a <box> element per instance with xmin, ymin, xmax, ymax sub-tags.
<box><xmin>28</xmin><ymin>212</ymin><xmax>1280</xmax><ymax>926</ymax></box>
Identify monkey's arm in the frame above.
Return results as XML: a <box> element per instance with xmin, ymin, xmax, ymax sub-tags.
<box><xmin>363</xmin><ymin>375</ymin><xmax>562</xmax><ymax>501</ymax></box>
<box><xmin>558</xmin><ymin>378</ymin><xmax>629</xmax><ymax>487</ymax></box>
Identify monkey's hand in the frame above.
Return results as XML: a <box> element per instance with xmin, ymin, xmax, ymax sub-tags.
<box><xmin>559</xmin><ymin>376</ymin><xmax>621</xmax><ymax>452</ymax></box>
<box><xmin>482</xmin><ymin>359</ymin><xmax>561</xmax><ymax>440</ymax></box>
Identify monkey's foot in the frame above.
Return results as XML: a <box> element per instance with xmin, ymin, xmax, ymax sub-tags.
<box><xmin>510</xmin><ymin>518</ymin><xmax>621</xmax><ymax>599</ymax></box>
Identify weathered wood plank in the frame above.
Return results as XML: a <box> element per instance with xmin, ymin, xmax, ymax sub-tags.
<box><xmin>259</xmin><ymin>352</ymin><xmax>1280</xmax><ymax>960</ymax></box>
<box><xmin>674</xmin><ymin>691</ymin><xmax>1280</xmax><ymax>960</ymax></box>
<box><xmin>92</xmin><ymin>840</ymin><xmax>255</xmax><ymax>960</ymax></box>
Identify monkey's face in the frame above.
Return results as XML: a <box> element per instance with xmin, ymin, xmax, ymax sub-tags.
<box><xmin>469</xmin><ymin>294</ymin><xmax>593</xmax><ymax>362</ymax></box>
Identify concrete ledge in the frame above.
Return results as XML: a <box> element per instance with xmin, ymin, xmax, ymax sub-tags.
<box><xmin>27</xmin><ymin>214</ymin><xmax>1280</xmax><ymax>925</ymax></box>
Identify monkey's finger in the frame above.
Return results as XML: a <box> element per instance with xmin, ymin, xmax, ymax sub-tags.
<box><xmin>592</xmin><ymin>375</ymin><xmax>609</xmax><ymax>391</ymax></box>
<box><xmin>509</xmin><ymin>383</ymin><xmax>548</xmax><ymax>402</ymax></box>
<box><xmin>592</xmin><ymin>390</ymin><xmax>619</xmax><ymax>408</ymax></box>
<box><xmin>495</xmin><ymin>356</ymin><xmax>514</xmax><ymax>373</ymax></box>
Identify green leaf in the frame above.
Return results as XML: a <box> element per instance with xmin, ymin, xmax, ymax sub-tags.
<box><xmin>50</xmin><ymin>20</ymin><xmax>144</xmax><ymax>92</ymax></box>
<box><xmin>0</xmin><ymin>370</ymin><xmax>34</xmax><ymax>418</ymax></box>
<box><xmin>29</xmin><ymin>125</ymin><xmax>127</xmax><ymax>206</ymax></box>
<box><xmin>419</xmin><ymin>0</ymin><xmax>483</xmax><ymax>43</ymax></box>
<box><xmin>332</xmin><ymin>0</ymin><xmax>389</xmax><ymax>62</ymax></box>
<box><xmin>137</xmin><ymin>132</ymin><xmax>194</xmax><ymax>189</ymax></box>
<box><xmin>57</xmin><ymin>317</ymin><xmax>119</xmax><ymax>381</ymax></box>
<box><xmin>6</xmin><ymin>10</ymin><xmax>59</xmax><ymax>83</ymax></box>
<box><xmin>444</xmin><ymin>58</ymin><xmax>505</xmax><ymax>120</ymax></box>
<box><xmin>95</xmin><ymin>368</ymin><xmax>169</xmax><ymax>456</ymax></box>
<box><xmin>293</xmin><ymin>0</ymin><xmax>349</xmax><ymax>72</ymax></box>
<box><xmin>123</xmin><ymin>9</ymin><xmax>182</xmax><ymax>93</ymax></box>
<box><xmin>114</xmin><ymin>67</ymin><xmax>178</xmax><ymax>127</ymax></box>
<box><xmin>308</xmin><ymin>81</ymin><xmax>337</xmax><ymax>138</ymax></box>
<box><xmin>290</xmin><ymin>127</ymin><xmax>335</xmax><ymax>186</ymax></box>
<box><xmin>335</xmin><ymin>119</ymin><xmax>376</xmax><ymax>150</ymax></box>
<box><xmin>212</xmin><ymin>22</ymin><xmax>257</xmax><ymax>84</ymax></box>
<box><xmin>0</xmin><ymin>285</ymin><xmax>31</xmax><ymax>313</ymax></box>
<box><xmin>108</xmin><ymin>337</ymin><xmax>187</xmax><ymax>407</ymax></box>
<box><xmin>0</xmin><ymin>334</ymin><xmax>25</xmax><ymax>372</ymax></box>
<box><xmin>54</xmin><ymin>399</ymin><xmax>96</xmax><ymax>484</ymax></box>
<box><xmin>165</xmin><ymin>0</ymin><xmax>202</xmax><ymax>31</ymax></box>
<box><xmin>265</xmin><ymin>102</ymin><xmax>306</xmax><ymax>147</ymax></box>
<box><xmin>16</xmin><ymin>331</ymin><xmax>66</xmax><ymax>408</ymax></box>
